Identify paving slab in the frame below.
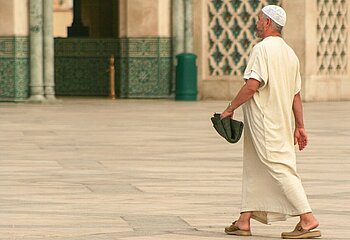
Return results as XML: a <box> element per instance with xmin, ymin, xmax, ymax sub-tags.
<box><xmin>0</xmin><ymin>98</ymin><xmax>349</xmax><ymax>239</ymax></box>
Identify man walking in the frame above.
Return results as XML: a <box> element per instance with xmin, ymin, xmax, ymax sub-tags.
<box><xmin>220</xmin><ymin>5</ymin><xmax>321</xmax><ymax>239</ymax></box>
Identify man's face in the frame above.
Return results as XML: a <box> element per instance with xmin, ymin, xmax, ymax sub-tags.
<box><xmin>256</xmin><ymin>13</ymin><xmax>266</xmax><ymax>38</ymax></box>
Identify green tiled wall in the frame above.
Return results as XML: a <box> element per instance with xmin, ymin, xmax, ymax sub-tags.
<box><xmin>0</xmin><ymin>37</ymin><xmax>29</xmax><ymax>101</ymax></box>
<box><xmin>54</xmin><ymin>38</ymin><xmax>118</xmax><ymax>96</ymax></box>
<box><xmin>0</xmin><ymin>37</ymin><xmax>172</xmax><ymax>100</ymax></box>
<box><xmin>120</xmin><ymin>38</ymin><xmax>172</xmax><ymax>98</ymax></box>
<box><xmin>55</xmin><ymin>37</ymin><xmax>172</xmax><ymax>98</ymax></box>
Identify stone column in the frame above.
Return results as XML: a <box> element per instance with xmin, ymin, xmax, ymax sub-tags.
<box><xmin>172</xmin><ymin>0</ymin><xmax>185</xmax><ymax>94</ymax></box>
<box><xmin>172</xmin><ymin>0</ymin><xmax>185</xmax><ymax>55</ymax></box>
<box><xmin>184</xmin><ymin>0</ymin><xmax>193</xmax><ymax>53</ymax></box>
<box><xmin>43</xmin><ymin>0</ymin><xmax>55</xmax><ymax>100</ymax></box>
<box><xmin>29</xmin><ymin>0</ymin><xmax>45</xmax><ymax>102</ymax></box>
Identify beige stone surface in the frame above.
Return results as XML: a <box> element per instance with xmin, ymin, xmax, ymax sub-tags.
<box><xmin>120</xmin><ymin>0</ymin><xmax>169</xmax><ymax>37</ymax></box>
<box><xmin>158</xmin><ymin>0</ymin><xmax>171</xmax><ymax>37</ymax></box>
<box><xmin>200</xmin><ymin>80</ymin><xmax>231</xmax><ymax>100</ymax></box>
<box><xmin>283</xmin><ymin>0</ymin><xmax>307</xmax><ymax>91</ymax></box>
<box><xmin>119</xmin><ymin>0</ymin><xmax>127</xmax><ymax>37</ymax></box>
<box><xmin>53</xmin><ymin>11</ymin><xmax>72</xmax><ymax>38</ymax></box>
<box><xmin>0</xmin><ymin>98</ymin><xmax>349</xmax><ymax>239</ymax></box>
<box><xmin>200</xmin><ymin>80</ymin><xmax>244</xmax><ymax>100</ymax></box>
<box><xmin>127</xmin><ymin>0</ymin><xmax>158</xmax><ymax>37</ymax></box>
<box><xmin>0</xmin><ymin>0</ymin><xmax>29</xmax><ymax>36</ymax></box>
<box><xmin>0</xmin><ymin>0</ymin><xmax>14</xmax><ymax>36</ymax></box>
<box><xmin>14</xmin><ymin>0</ymin><xmax>29</xmax><ymax>36</ymax></box>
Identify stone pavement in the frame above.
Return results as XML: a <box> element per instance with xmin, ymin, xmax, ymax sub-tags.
<box><xmin>0</xmin><ymin>98</ymin><xmax>349</xmax><ymax>240</ymax></box>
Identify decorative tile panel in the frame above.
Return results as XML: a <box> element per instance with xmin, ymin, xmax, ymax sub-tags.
<box><xmin>14</xmin><ymin>58</ymin><xmax>29</xmax><ymax>98</ymax></box>
<box><xmin>0</xmin><ymin>59</ymin><xmax>15</xmax><ymax>98</ymax></box>
<box><xmin>120</xmin><ymin>38</ymin><xmax>172</xmax><ymax>98</ymax></box>
<box><xmin>55</xmin><ymin>38</ymin><xmax>119</xmax><ymax>57</ymax></box>
<box><xmin>207</xmin><ymin>0</ymin><xmax>281</xmax><ymax>77</ymax></box>
<box><xmin>128</xmin><ymin>58</ymin><xmax>159</xmax><ymax>93</ymax></box>
<box><xmin>55</xmin><ymin>37</ymin><xmax>172</xmax><ymax>98</ymax></box>
<box><xmin>159</xmin><ymin>58</ymin><xmax>172</xmax><ymax>90</ymax></box>
<box><xmin>14</xmin><ymin>38</ymin><xmax>29</xmax><ymax>58</ymax></box>
<box><xmin>0</xmin><ymin>37</ymin><xmax>29</xmax><ymax>101</ymax></box>
<box><xmin>0</xmin><ymin>39</ymin><xmax>16</xmax><ymax>58</ymax></box>
<box><xmin>55</xmin><ymin>57</ymin><xmax>110</xmax><ymax>95</ymax></box>
<box><xmin>127</xmin><ymin>38</ymin><xmax>158</xmax><ymax>58</ymax></box>
<box><xmin>317</xmin><ymin>0</ymin><xmax>348</xmax><ymax>74</ymax></box>
<box><xmin>54</xmin><ymin>39</ymin><xmax>118</xmax><ymax>96</ymax></box>
<box><xmin>159</xmin><ymin>38</ymin><xmax>172</xmax><ymax>58</ymax></box>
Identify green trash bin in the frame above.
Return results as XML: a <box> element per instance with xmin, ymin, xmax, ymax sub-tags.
<box><xmin>176</xmin><ymin>53</ymin><xmax>197</xmax><ymax>101</ymax></box>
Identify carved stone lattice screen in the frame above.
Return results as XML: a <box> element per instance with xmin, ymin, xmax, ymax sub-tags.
<box><xmin>317</xmin><ymin>0</ymin><xmax>348</xmax><ymax>75</ymax></box>
<box><xmin>207</xmin><ymin>0</ymin><xmax>280</xmax><ymax>78</ymax></box>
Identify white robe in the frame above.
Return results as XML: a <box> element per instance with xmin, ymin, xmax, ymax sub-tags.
<box><xmin>241</xmin><ymin>36</ymin><xmax>312</xmax><ymax>224</ymax></box>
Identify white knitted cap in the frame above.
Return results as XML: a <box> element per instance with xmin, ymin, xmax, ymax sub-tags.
<box><xmin>261</xmin><ymin>5</ymin><xmax>286</xmax><ymax>27</ymax></box>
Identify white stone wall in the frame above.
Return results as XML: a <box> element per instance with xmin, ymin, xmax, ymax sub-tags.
<box><xmin>194</xmin><ymin>0</ymin><xmax>350</xmax><ymax>101</ymax></box>
<box><xmin>284</xmin><ymin>0</ymin><xmax>350</xmax><ymax>101</ymax></box>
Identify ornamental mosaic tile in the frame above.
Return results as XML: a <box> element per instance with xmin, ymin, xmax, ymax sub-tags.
<box><xmin>0</xmin><ymin>59</ymin><xmax>15</xmax><ymax>98</ymax></box>
<box><xmin>0</xmin><ymin>38</ymin><xmax>16</xmax><ymax>58</ymax></box>
<box><xmin>55</xmin><ymin>57</ymin><xmax>109</xmax><ymax>96</ymax></box>
<box><xmin>117</xmin><ymin>58</ymin><xmax>129</xmax><ymax>97</ymax></box>
<box><xmin>55</xmin><ymin>38</ymin><xmax>119</xmax><ymax>57</ymax></box>
<box><xmin>14</xmin><ymin>58</ymin><xmax>29</xmax><ymax>99</ymax></box>
<box><xmin>0</xmin><ymin>37</ymin><xmax>29</xmax><ymax>101</ymax></box>
<box><xmin>127</xmin><ymin>58</ymin><xmax>159</xmax><ymax>95</ymax></box>
<box><xmin>317</xmin><ymin>0</ymin><xmax>348</xmax><ymax>74</ymax></box>
<box><xmin>159</xmin><ymin>38</ymin><xmax>172</xmax><ymax>57</ymax></box>
<box><xmin>55</xmin><ymin>37</ymin><xmax>172</xmax><ymax>98</ymax></box>
<box><xmin>207</xmin><ymin>0</ymin><xmax>280</xmax><ymax>77</ymax></box>
<box><xmin>127</xmin><ymin>38</ymin><xmax>159</xmax><ymax>58</ymax></box>
<box><xmin>119</xmin><ymin>38</ymin><xmax>172</xmax><ymax>98</ymax></box>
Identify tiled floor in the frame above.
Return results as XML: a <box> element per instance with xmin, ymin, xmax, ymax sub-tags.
<box><xmin>0</xmin><ymin>98</ymin><xmax>349</xmax><ymax>239</ymax></box>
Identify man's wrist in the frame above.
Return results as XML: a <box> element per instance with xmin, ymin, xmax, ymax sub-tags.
<box><xmin>227</xmin><ymin>102</ymin><xmax>235</xmax><ymax>112</ymax></box>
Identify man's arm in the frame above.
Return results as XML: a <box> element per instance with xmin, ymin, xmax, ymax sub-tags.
<box><xmin>293</xmin><ymin>92</ymin><xmax>308</xmax><ymax>151</ymax></box>
<box><xmin>220</xmin><ymin>79</ymin><xmax>260</xmax><ymax>119</ymax></box>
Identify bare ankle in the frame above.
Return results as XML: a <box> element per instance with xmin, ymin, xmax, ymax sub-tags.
<box><xmin>299</xmin><ymin>213</ymin><xmax>319</xmax><ymax>230</ymax></box>
<box><xmin>235</xmin><ymin>221</ymin><xmax>250</xmax><ymax>231</ymax></box>
<box><xmin>235</xmin><ymin>219</ymin><xmax>251</xmax><ymax>231</ymax></box>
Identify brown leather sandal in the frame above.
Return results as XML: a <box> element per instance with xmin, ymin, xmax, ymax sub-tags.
<box><xmin>224</xmin><ymin>221</ymin><xmax>252</xmax><ymax>236</ymax></box>
<box><xmin>281</xmin><ymin>223</ymin><xmax>321</xmax><ymax>239</ymax></box>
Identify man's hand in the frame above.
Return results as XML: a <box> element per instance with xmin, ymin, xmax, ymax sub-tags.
<box><xmin>220</xmin><ymin>107</ymin><xmax>233</xmax><ymax>120</ymax></box>
<box><xmin>219</xmin><ymin>79</ymin><xmax>259</xmax><ymax>120</ymax></box>
<box><xmin>294</xmin><ymin>127</ymin><xmax>308</xmax><ymax>151</ymax></box>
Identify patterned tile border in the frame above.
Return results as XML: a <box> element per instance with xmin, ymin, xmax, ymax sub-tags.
<box><xmin>55</xmin><ymin>38</ymin><xmax>120</xmax><ymax>58</ymax></box>
<box><xmin>0</xmin><ymin>36</ymin><xmax>29</xmax><ymax>101</ymax></box>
